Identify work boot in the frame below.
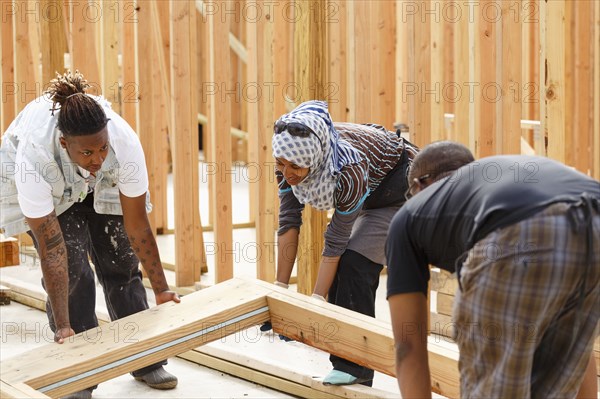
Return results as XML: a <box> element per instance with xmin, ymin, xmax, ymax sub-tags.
<box><xmin>60</xmin><ymin>387</ymin><xmax>94</xmax><ymax>399</ymax></box>
<box><xmin>134</xmin><ymin>366</ymin><xmax>178</xmax><ymax>389</ymax></box>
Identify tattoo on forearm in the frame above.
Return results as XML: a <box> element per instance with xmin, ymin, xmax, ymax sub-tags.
<box><xmin>128</xmin><ymin>227</ymin><xmax>168</xmax><ymax>293</ymax></box>
<box><xmin>34</xmin><ymin>214</ymin><xmax>70</xmax><ymax>328</ymax></box>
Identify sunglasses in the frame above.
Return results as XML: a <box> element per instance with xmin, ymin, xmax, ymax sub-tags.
<box><xmin>404</xmin><ymin>173</ymin><xmax>433</xmax><ymax>201</ymax></box>
<box><xmin>274</xmin><ymin>121</ymin><xmax>324</xmax><ymax>148</ymax></box>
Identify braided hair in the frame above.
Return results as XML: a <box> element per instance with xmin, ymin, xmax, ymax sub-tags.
<box><xmin>45</xmin><ymin>70</ymin><xmax>109</xmax><ymax>136</ymax></box>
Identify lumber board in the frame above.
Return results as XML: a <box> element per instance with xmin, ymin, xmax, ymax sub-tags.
<box><xmin>69</xmin><ymin>0</ymin><xmax>100</xmax><ymax>95</ymax></box>
<box><xmin>39</xmin><ymin>0</ymin><xmax>68</xmax><ymax>85</ymax></box>
<box><xmin>150</xmin><ymin>0</ymin><xmax>172</xmax><ymax>234</ymax></box>
<box><xmin>0</xmin><ymin>284</ymin><xmax>10</xmax><ymax>305</ymax></box>
<box><xmin>0</xmin><ymin>274</ymin><xmax>464</xmax><ymax>397</ymax></box>
<box><xmin>171</xmin><ymin>0</ymin><xmax>205</xmax><ymax>285</ymax></box>
<box><xmin>0</xmin><ymin>279</ymin><xmax>270</xmax><ymax>398</ymax></box>
<box><xmin>573</xmin><ymin>1</ymin><xmax>593</xmax><ymax>175</ymax></box>
<box><xmin>430</xmin><ymin>269</ymin><xmax>458</xmax><ymax>296</ymax></box>
<box><xmin>0</xmin><ymin>276</ymin><xmax>46</xmax><ymax>309</ymax></box>
<box><xmin>346</xmin><ymin>1</ymin><xmax>356</xmax><ymax>122</ymax></box>
<box><xmin>443</xmin><ymin>0</ymin><xmax>455</xmax><ymax>118</ymax></box>
<box><xmin>452</xmin><ymin>2</ymin><xmax>472</xmax><ymax>147</ymax></box>
<box><xmin>436</xmin><ymin>293</ymin><xmax>454</xmax><ymax>317</ymax></box>
<box><xmin>0</xmin><ymin>381</ymin><xmax>49</xmax><ymax>399</ymax></box>
<box><xmin>430</xmin><ymin>312</ymin><xmax>455</xmax><ymax>339</ymax></box>
<box><xmin>12</xmin><ymin>1</ymin><xmax>36</xmax><ymax>111</ymax></box>
<box><xmin>241</xmin><ymin>0</ymin><xmax>256</xmax><ymax>226</ymax></box>
<box><xmin>594</xmin><ymin>0</ymin><xmax>600</xmax><ymax>180</ymax></box>
<box><xmin>99</xmin><ymin>1</ymin><xmax>120</xmax><ymax>114</ymax></box>
<box><xmin>135</xmin><ymin>1</ymin><xmax>158</xmax><ymax>232</ymax></box>
<box><xmin>500</xmin><ymin>0</ymin><xmax>522</xmax><ymax>155</ymax></box>
<box><xmin>207</xmin><ymin>0</ymin><xmax>234</xmax><ymax>282</ymax></box>
<box><xmin>327</xmin><ymin>1</ymin><xmax>349</xmax><ymax>122</ymax></box>
<box><xmin>250</xmin><ymin>0</ymin><xmax>277</xmax><ymax>282</ymax></box>
<box><xmin>412</xmin><ymin>1</ymin><xmax>432</xmax><ymax>147</ymax></box>
<box><xmin>543</xmin><ymin>0</ymin><xmax>567</xmax><ymax>164</ymax></box>
<box><xmin>1</xmin><ymin>0</ymin><xmax>15</xmax><ymax>134</ymax></box>
<box><xmin>263</xmin><ymin>287</ymin><xmax>460</xmax><ymax>398</ymax></box>
<box><xmin>120</xmin><ymin>0</ymin><xmax>137</xmax><ymax>130</ymax></box>
<box><xmin>395</xmin><ymin>0</ymin><xmax>409</xmax><ymax>125</ymax></box>
<box><xmin>475</xmin><ymin>0</ymin><xmax>496</xmax><ymax>158</ymax></box>
<box><xmin>186</xmin><ymin>345</ymin><xmax>396</xmax><ymax>399</ymax></box>
<box><xmin>372</xmin><ymin>1</ymin><xmax>395</xmax><ymax>129</ymax></box>
<box><xmin>0</xmin><ymin>237</ymin><xmax>19</xmax><ymax>267</ymax></box>
<box><xmin>428</xmin><ymin>0</ymin><xmax>444</xmax><ymax>143</ymax></box>
<box><xmin>352</xmin><ymin>1</ymin><xmax>370</xmax><ymax>123</ymax></box>
<box><xmin>294</xmin><ymin>0</ymin><xmax>328</xmax><ymax>295</ymax></box>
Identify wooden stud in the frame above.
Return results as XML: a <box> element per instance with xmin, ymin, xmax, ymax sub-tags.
<box><xmin>148</xmin><ymin>0</ymin><xmax>172</xmax><ymax>233</ymax></box>
<box><xmin>443</xmin><ymin>0</ymin><xmax>456</xmax><ymax>119</ymax></box>
<box><xmin>352</xmin><ymin>1</ymin><xmax>370</xmax><ymax>123</ymax></box>
<box><xmin>249</xmin><ymin>0</ymin><xmax>277</xmax><ymax>283</ymax></box>
<box><xmin>1</xmin><ymin>0</ymin><xmax>16</xmax><ymax>133</ymax></box>
<box><xmin>100</xmin><ymin>1</ymin><xmax>121</xmax><ymax>114</ymax></box>
<box><xmin>39</xmin><ymin>0</ymin><xmax>67</xmax><ymax>85</ymax></box>
<box><xmin>499</xmin><ymin>0</ymin><xmax>522</xmax><ymax>154</ymax></box>
<box><xmin>542</xmin><ymin>0</ymin><xmax>567</xmax><ymax>164</ymax></box>
<box><xmin>408</xmin><ymin>0</ymin><xmax>432</xmax><ymax>148</ymax></box>
<box><xmin>395</xmin><ymin>0</ymin><xmax>409</xmax><ymax>126</ymax></box>
<box><xmin>594</xmin><ymin>0</ymin><xmax>600</xmax><ymax>179</ymax></box>
<box><xmin>207</xmin><ymin>0</ymin><xmax>234</xmax><ymax>282</ymax></box>
<box><xmin>475</xmin><ymin>0</ymin><xmax>496</xmax><ymax>158</ymax></box>
<box><xmin>563</xmin><ymin>2</ymin><xmax>574</xmax><ymax>167</ymax></box>
<box><xmin>148</xmin><ymin>1</ymin><xmax>167</xmax><ymax>233</ymax></box>
<box><xmin>429</xmin><ymin>0</ymin><xmax>444</xmax><ymax>142</ymax></box>
<box><xmin>294</xmin><ymin>0</ymin><xmax>328</xmax><ymax>295</ymax></box>
<box><xmin>573</xmin><ymin>1</ymin><xmax>593</xmax><ymax>174</ymax></box>
<box><xmin>452</xmin><ymin>2</ymin><xmax>472</xmax><ymax>147</ymax></box>
<box><xmin>327</xmin><ymin>1</ymin><xmax>348</xmax><ymax>122</ymax></box>
<box><xmin>135</xmin><ymin>1</ymin><xmax>157</xmax><ymax>231</ymax></box>
<box><xmin>346</xmin><ymin>1</ymin><xmax>356</xmax><ymax>122</ymax></box>
<box><xmin>69</xmin><ymin>0</ymin><xmax>100</xmax><ymax>94</ymax></box>
<box><xmin>170</xmin><ymin>0</ymin><xmax>205</xmax><ymax>285</ymax></box>
<box><xmin>120</xmin><ymin>0</ymin><xmax>137</xmax><ymax>130</ymax></box>
<box><xmin>372</xmin><ymin>1</ymin><xmax>395</xmax><ymax>129</ymax></box>
<box><xmin>13</xmin><ymin>1</ymin><xmax>36</xmax><ymax>111</ymax></box>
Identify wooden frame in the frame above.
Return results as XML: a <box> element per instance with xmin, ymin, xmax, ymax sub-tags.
<box><xmin>0</xmin><ymin>278</ymin><xmax>460</xmax><ymax>398</ymax></box>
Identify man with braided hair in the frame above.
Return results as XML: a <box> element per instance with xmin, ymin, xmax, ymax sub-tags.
<box><xmin>386</xmin><ymin>141</ymin><xmax>599</xmax><ymax>398</ymax></box>
<box><xmin>0</xmin><ymin>71</ymin><xmax>179</xmax><ymax>398</ymax></box>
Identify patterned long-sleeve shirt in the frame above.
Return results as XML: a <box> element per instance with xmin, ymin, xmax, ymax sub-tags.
<box><xmin>277</xmin><ymin>122</ymin><xmax>417</xmax><ymax>257</ymax></box>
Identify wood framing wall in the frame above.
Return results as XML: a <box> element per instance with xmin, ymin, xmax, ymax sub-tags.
<box><xmin>1</xmin><ymin>0</ymin><xmax>599</xmax><ymax>290</ymax></box>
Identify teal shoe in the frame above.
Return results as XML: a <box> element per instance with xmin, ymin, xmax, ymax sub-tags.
<box><xmin>322</xmin><ymin>369</ymin><xmax>370</xmax><ymax>386</ymax></box>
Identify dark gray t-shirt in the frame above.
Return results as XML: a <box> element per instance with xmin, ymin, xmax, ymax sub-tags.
<box><xmin>386</xmin><ymin>155</ymin><xmax>600</xmax><ymax>297</ymax></box>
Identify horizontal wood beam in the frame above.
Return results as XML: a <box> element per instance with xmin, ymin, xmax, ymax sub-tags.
<box><xmin>0</xmin><ymin>381</ymin><xmax>49</xmax><ymax>399</ymax></box>
<box><xmin>0</xmin><ymin>279</ymin><xmax>270</xmax><ymax>398</ymax></box>
<box><xmin>261</xmin><ymin>281</ymin><xmax>460</xmax><ymax>398</ymax></box>
<box><xmin>198</xmin><ymin>113</ymin><xmax>248</xmax><ymax>140</ymax></box>
<box><xmin>1</xmin><ymin>277</ymin><xmax>461</xmax><ymax>398</ymax></box>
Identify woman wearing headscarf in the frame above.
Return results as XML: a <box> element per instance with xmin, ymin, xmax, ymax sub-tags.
<box><xmin>271</xmin><ymin>100</ymin><xmax>418</xmax><ymax>386</ymax></box>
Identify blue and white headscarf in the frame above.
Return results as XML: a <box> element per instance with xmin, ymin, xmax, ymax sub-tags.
<box><xmin>272</xmin><ymin>101</ymin><xmax>364</xmax><ymax>210</ymax></box>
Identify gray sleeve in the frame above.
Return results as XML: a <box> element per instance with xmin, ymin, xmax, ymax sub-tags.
<box><xmin>322</xmin><ymin>207</ymin><xmax>362</xmax><ymax>257</ymax></box>
<box><xmin>277</xmin><ymin>188</ymin><xmax>304</xmax><ymax>235</ymax></box>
